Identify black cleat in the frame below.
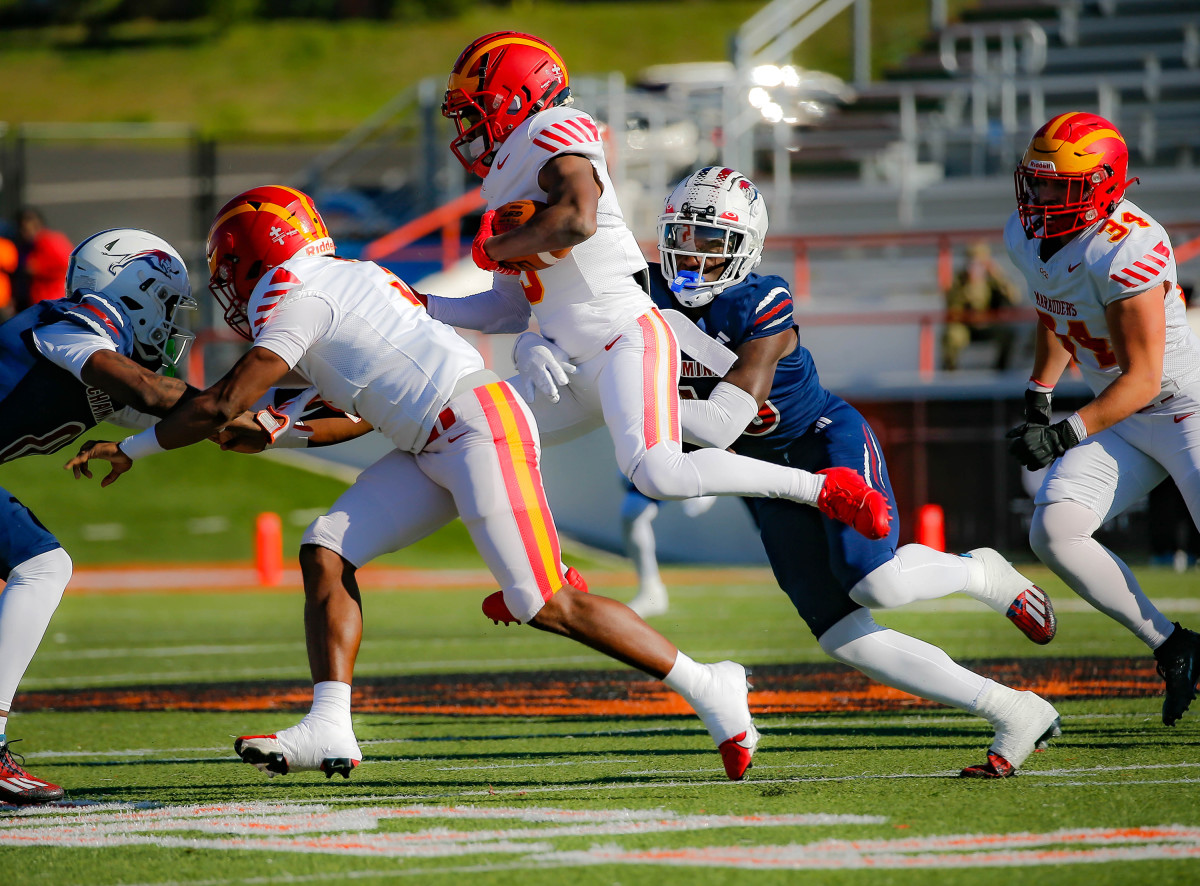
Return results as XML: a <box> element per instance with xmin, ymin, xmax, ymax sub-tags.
<box><xmin>320</xmin><ymin>758</ymin><xmax>358</xmax><ymax>779</ymax></box>
<box><xmin>0</xmin><ymin>739</ymin><xmax>65</xmax><ymax>805</ymax></box>
<box><xmin>1155</xmin><ymin>623</ymin><xmax>1200</xmax><ymax>726</ymax></box>
<box><xmin>234</xmin><ymin>735</ymin><xmax>290</xmax><ymax>776</ymax></box>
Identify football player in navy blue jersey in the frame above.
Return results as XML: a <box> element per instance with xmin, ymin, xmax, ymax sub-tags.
<box><xmin>0</xmin><ymin>228</ymin><xmax>202</xmax><ymax>804</ymax></box>
<box><xmin>647</xmin><ymin>167</ymin><xmax>1064</xmax><ymax>778</ymax></box>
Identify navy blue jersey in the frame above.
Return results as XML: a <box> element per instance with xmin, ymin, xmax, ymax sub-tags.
<box><xmin>648</xmin><ymin>265</ymin><xmax>830</xmax><ymax>460</ymax></box>
<box><xmin>0</xmin><ymin>292</ymin><xmax>143</xmax><ymax>464</ymax></box>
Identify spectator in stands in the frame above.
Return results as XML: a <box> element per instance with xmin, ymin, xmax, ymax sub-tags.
<box><xmin>0</xmin><ymin>228</ymin><xmax>17</xmax><ymax>322</ymax></box>
<box><xmin>13</xmin><ymin>208</ymin><xmax>72</xmax><ymax>311</ymax></box>
<box><xmin>941</xmin><ymin>241</ymin><xmax>1023</xmax><ymax>371</ymax></box>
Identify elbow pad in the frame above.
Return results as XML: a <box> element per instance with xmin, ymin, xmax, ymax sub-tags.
<box><xmin>680</xmin><ymin>381</ymin><xmax>760</xmax><ymax>450</ymax></box>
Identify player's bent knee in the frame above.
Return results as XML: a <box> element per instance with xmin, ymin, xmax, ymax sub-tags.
<box><xmin>629</xmin><ymin>445</ymin><xmax>702</xmax><ymax>501</ymax></box>
<box><xmin>847</xmin><ymin>555</ymin><xmax>908</xmax><ymax>610</ymax></box>
<box><xmin>817</xmin><ymin>608</ymin><xmax>881</xmax><ymax>662</ymax></box>
<box><xmin>11</xmin><ymin>547</ymin><xmax>73</xmax><ymax>604</ymax></box>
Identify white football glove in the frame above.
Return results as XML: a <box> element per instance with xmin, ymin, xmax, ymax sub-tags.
<box><xmin>255</xmin><ymin>386</ymin><xmax>319</xmax><ymax>449</ymax></box>
<box><xmin>512</xmin><ymin>331</ymin><xmax>576</xmax><ymax>404</ymax></box>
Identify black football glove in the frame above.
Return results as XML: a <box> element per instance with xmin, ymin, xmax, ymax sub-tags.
<box><xmin>1006</xmin><ymin>419</ymin><xmax>1081</xmax><ymax>470</ymax></box>
<box><xmin>1024</xmin><ymin>388</ymin><xmax>1052</xmax><ymax>426</ymax></box>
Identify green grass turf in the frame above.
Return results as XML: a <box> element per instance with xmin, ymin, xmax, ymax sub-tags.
<box><xmin>0</xmin><ymin>1</ymin><xmax>977</xmax><ymax>137</ymax></box>
<box><xmin>4</xmin><ymin>569</ymin><xmax>1200</xmax><ymax>882</ymax></box>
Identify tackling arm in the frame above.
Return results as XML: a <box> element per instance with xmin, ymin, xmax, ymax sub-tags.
<box><xmin>680</xmin><ymin>329</ymin><xmax>797</xmax><ymax>450</ymax></box>
<box><xmin>423</xmin><ymin>283</ymin><xmax>532</xmax><ymax>333</ymax></box>
<box><xmin>81</xmin><ymin>349</ymin><xmax>197</xmax><ymax>416</ymax></box>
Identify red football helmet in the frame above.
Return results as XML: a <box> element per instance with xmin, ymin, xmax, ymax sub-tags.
<box><xmin>206</xmin><ymin>185</ymin><xmax>335</xmax><ymax>340</ymax></box>
<box><xmin>1015</xmin><ymin>112</ymin><xmax>1135</xmax><ymax>239</ymax></box>
<box><xmin>442</xmin><ymin>31</ymin><xmax>571</xmax><ymax>178</ymax></box>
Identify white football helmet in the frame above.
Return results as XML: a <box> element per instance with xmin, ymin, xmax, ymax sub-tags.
<box><xmin>657</xmin><ymin>167</ymin><xmax>768</xmax><ymax>308</ymax></box>
<box><xmin>68</xmin><ymin>228</ymin><xmax>196</xmax><ymax>370</ymax></box>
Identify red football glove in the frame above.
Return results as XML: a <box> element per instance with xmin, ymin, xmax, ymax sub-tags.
<box><xmin>815</xmin><ymin>467</ymin><xmax>892</xmax><ymax>540</ymax></box>
<box><xmin>472</xmin><ymin>210</ymin><xmax>517</xmax><ymax>275</ymax></box>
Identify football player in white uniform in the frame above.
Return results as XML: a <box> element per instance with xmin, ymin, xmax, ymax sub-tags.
<box><xmin>1005</xmin><ymin>112</ymin><xmax>1200</xmax><ymax>725</ymax></box>
<box><xmin>68</xmin><ymin>186</ymin><xmax>763</xmax><ymax>781</ymax></box>
<box><xmin>426</xmin><ymin>31</ymin><xmax>890</xmax><ymax>546</ymax></box>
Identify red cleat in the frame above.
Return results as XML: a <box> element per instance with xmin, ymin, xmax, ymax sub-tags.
<box><xmin>483</xmin><ymin>566</ymin><xmax>590</xmax><ymax>625</ymax></box>
<box><xmin>719</xmin><ymin>727</ymin><xmax>760</xmax><ymax>781</ymax></box>
<box><xmin>815</xmin><ymin>467</ymin><xmax>892</xmax><ymax>540</ymax></box>
<box><xmin>0</xmin><ymin>739</ymin><xmax>65</xmax><ymax>805</ymax></box>
<box><xmin>960</xmin><ymin>751</ymin><xmax>1016</xmax><ymax>779</ymax></box>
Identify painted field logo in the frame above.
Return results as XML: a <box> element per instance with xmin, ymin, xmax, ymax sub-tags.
<box><xmin>2</xmin><ymin>802</ymin><xmax>1199</xmax><ymax>869</ymax></box>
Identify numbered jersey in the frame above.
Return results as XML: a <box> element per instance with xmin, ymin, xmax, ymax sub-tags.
<box><xmin>0</xmin><ymin>294</ymin><xmax>140</xmax><ymax>464</ymax></box>
<box><xmin>482</xmin><ymin>105</ymin><xmax>651</xmax><ymax>360</ymax></box>
<box><xmin>1005</xmin><ymin>199</ymin><xmax>1200</xmax><ymax>412</ymax></box>
<box><xmin>249</xmin><ymin>255</ymin><xmax>485</xmax><ymax>453</ymax></box>
<box><xmin>648</xmin><ymin>266</ymin><xmax>829</xmax><ymax>460</ymax></box>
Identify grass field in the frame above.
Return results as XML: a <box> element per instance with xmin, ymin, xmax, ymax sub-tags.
<box><xmin>0</xmin><ymin>1</ymin><xmax>975</xmax><ymax>137</ymax></box>
<box><xmin>4</xmin><ymin>559</ymin><xmax>1200</xmax><ymax>884</ymax></box>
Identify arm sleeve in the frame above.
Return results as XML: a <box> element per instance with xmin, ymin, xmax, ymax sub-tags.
<box><xmin>31</xmin><ymin>320</ymin><xmax>118</xmax><ymax>381</ymax></box>
<box><xmin>679</xmin><ymin>381</ymin><xmax>760</xmax><ymax>450</ymax></box>
<box><xmin>252</xmin><ymin>292</ymin><xmax>335</xmax><ymax>368</ymax></box>
<box><xmin>425</xmin><ymin>280</ymin><xmax>532</xmax><ymax>333</ymax></box>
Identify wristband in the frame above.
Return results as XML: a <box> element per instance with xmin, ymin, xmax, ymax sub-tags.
<box><xmin>1066</xmin><ymin>412</ymin><xmax>1088</xmax><ymax>442</ymax></box>
<box><xmin>118</xmin><ymin>427</ymin><xmax>166</xmax><ymax>461</ymax></box>
<box><xmin>1028</xmin><ymin>377</ymin><xmax>1054</xmax><ymax>393</ymax></box>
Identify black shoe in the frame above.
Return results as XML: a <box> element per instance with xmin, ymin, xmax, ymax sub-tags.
<box><xmin>1155</xmin><ymin>623</ymin><xmax>1200</xmax><ymax>726</ymax></box>
<box><xmin>0</xmin><ymin>739</ymin><xmax>65</xmax><ymax>805</ymax></box>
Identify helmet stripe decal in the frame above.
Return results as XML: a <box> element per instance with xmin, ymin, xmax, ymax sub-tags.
<box><xmin>459</xmin><ymin>35</ymin><xmax>568</xmax><ymax>85</ymax></box>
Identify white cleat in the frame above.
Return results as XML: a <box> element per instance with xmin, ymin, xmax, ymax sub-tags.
<box><xmin>689</xmin><ymin>660</ymin><xmax>759</xmax><ymax>780</ymax></box>
<box><xmin>963</xmin><ymin>689</ymin><xmax>1061</xmax><ymax>778</ymax></box>
<box><xmin>966</xmin><ymin>548</ymin><xmax>1057</xmax><ymax>645</ymax></box>
<box><xmin>628</xmin><ymin>582</ymin><xmax>669</xmax><ymax>618</ymax></box>
<box><xmin>234</xmin><ymin>720</ymin><xmax>362</xmax><ymax>780</ymax></box>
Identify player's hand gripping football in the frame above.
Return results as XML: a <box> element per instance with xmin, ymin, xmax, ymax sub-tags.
<box><xmin>512</xmin><ymin>331</ymin><xmax>576</xmax><ymax>404</ymax></box>
<box><xmin>815</xmin><ymin>467</ymin><xmax>892</xmax><ymax>540</ymax></box>
<box><xmin>471</xmin><ymin>210</ymin><xmax>518</xmax><ymax>276</ymax></box>
<box><xmin>65</xmin><ymin>440</ymin><xmax>133</xmax><ymax>487</ymax></box>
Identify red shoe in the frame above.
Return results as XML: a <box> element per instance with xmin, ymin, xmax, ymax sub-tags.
<box><xmin>719</xmin><ymin>727</ymin><xmax>760</xmax><ymax>781</ymax></box>
<box><xmin>482</xmin><ymin>566</ymin><xmax>590</xmax><ymax>625</ymax></box>
<box><xmin>815</xmin><ymin>467</ymin><xmax>891</xmax><ymax>540</ymax></box>
<box><xmin>0</xmin><ymin>739</ymin><xmax>65</xmax><ymax>805</ymax></box>
<box><xmin>960</xmin><ymin>751</ymin><xmax>1016</xmax><ymax>779</ymax></box>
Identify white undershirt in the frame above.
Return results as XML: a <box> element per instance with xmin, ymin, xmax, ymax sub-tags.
<box><xmin>31</xmin><ymin>321</ymin><xmax>117</xmax><ymax>382</ymax></box>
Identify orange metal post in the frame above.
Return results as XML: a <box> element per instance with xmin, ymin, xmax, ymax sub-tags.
<box><xmin>255</xmin><ymin>512</ymin><xmax>284</xmax><ymax>587</ymax></box>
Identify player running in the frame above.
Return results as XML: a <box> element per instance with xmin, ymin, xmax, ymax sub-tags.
<box><xmin>425</xmin><ymin>31</ymin><xmax>890</xmax><ymax>546</ymax></box>
<box><xmin>67</xmin><ymin>185</ymin><xmax>764</xmax><ymax>781</ymax></box>
<box><xmin>0</xmin><ymin>228</ymin><xmax>195</xmax><ymax>804</ymax></box>
<box><xmin>1005</xmin><ymin>112</ymin><xmax>1200</xmax><ymax>726</ymax></box>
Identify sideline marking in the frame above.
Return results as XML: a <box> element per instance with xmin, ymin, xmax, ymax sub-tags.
<box><xmin>3</xmin><ymin>801</ymin><xmax>1197</xmax><ymax>871</ymax></box>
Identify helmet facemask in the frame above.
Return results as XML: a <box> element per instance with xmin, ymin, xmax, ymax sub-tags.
<box><xmin>1015</xmin><ymin>164</ymin><xmax>1115</xmax><ymax>240</ymax></box>
<box><xmin>657</xmin><ymin>167</ymin><xmax>768</xmax><ymax>308</ymax></box>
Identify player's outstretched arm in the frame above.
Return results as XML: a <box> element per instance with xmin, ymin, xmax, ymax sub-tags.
<box><xmin>80</xmin><ymin>349</ymin><xmax>197</xmax><ymax>416</ymax></box>
<box><xmin>66</xmin><ymin>347</ymin><xmax>290</xmax><ymax>483</ymax></box>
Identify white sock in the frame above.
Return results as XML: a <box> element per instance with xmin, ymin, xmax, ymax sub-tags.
<box><xmin>0</xmin><ymin>548</ymin><xmax>72</xmax><ymax>712</ymax></box>
<box><xmin>306</xmin><ymin>680</ymin><xmax>353</xmax><ymax>730</ymax></box>
<box><xmin>661</xmin><ymin>651</ymin><xmax>705</xmax><ymax>697</ymax></box>
<box><xmin>818</xmin><ymin>609</ymin><xmax>989</xmax><ymax>711</ymax></box>
<box><xmin>969</xmin><ymin>679</ymin><xmax>1018</xmax><ymax>722</ymax></box>
<box><xmin>1032</xmin><ymin>501</ymin><xmax>1174</xmax><ymax>648</ymax></box>
<box><xmin>849</xmin><ymin>544</ymin><xmax>972</xmax><ymax>609</ymax></box>
<box><xmin>0</xmin><ymin>715</ymin><xmax>7</xmax><ymax>738</ymax></box>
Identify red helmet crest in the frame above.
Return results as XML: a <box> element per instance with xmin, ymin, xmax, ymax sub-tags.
<box><xmin>1015</xmin><ymin>112</ymin><xmax>1134</xmax><ymax>239</ymax></box>
<box><xmin>442</xmin><ymin>31</ymin><xmax>571</xmax><ymax>178</ymax></box>
<box><xmin>205</xmin><ymin>185</ymin><xmax>335</xmax><ymax>340</ymax></box>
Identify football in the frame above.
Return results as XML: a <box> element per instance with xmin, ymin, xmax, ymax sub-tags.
<box><xmin>490</xmin><ymin>200</ymin><xmax>572</xmax><ymax>271</ymax></box>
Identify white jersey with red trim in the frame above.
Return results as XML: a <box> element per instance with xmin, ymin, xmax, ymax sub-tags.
<box><xmin>481</xmin><ymin>105</ymin><xmax>651</xmax><ymax>360</ymax></box>
<box><xmin>1005</xmin><ymin>198</ymin><xmax>1200</xmax><ymax>413</ymax></box>
<box><xmin>248</xmin><ymin>255</ymin><xmax>485</xmax><ymax>452</ymax></box>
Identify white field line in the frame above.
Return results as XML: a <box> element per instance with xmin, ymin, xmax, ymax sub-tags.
<box><xmin>4</xmin><ymin>801</ymin><xmax>1199</xmax><ymax>872</ymax></box>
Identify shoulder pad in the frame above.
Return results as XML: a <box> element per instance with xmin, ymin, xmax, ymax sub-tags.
<box><xmin>527</xmin><ymin>108</ymin><xmax>603</xmax><ymax>158</ymax></box>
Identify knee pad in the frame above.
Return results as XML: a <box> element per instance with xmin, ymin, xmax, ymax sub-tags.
<box><xmin>7</xmin><ymin>547</ymin><xmax>72</xmax><ymax>606</ymax></box>
<box><xmin>848</xmin><ymin>556</ymin><xmax>903</xmax><ymax>610</ymax></box>
<box><xmin>629</xmin><ymin>444</ymin><xmax>702</xmax><ymax>501</ymax></box>
<box><xmin>817</xmin><ymin>608</ymin><xmax>881</xmax><ymax>661</ymax></box>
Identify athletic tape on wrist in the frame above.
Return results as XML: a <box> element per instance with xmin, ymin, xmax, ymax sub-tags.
<box><xmin>119</xmin><ymin>427</ymin><xmax>166</xmax><ymax>461</ymax></box>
